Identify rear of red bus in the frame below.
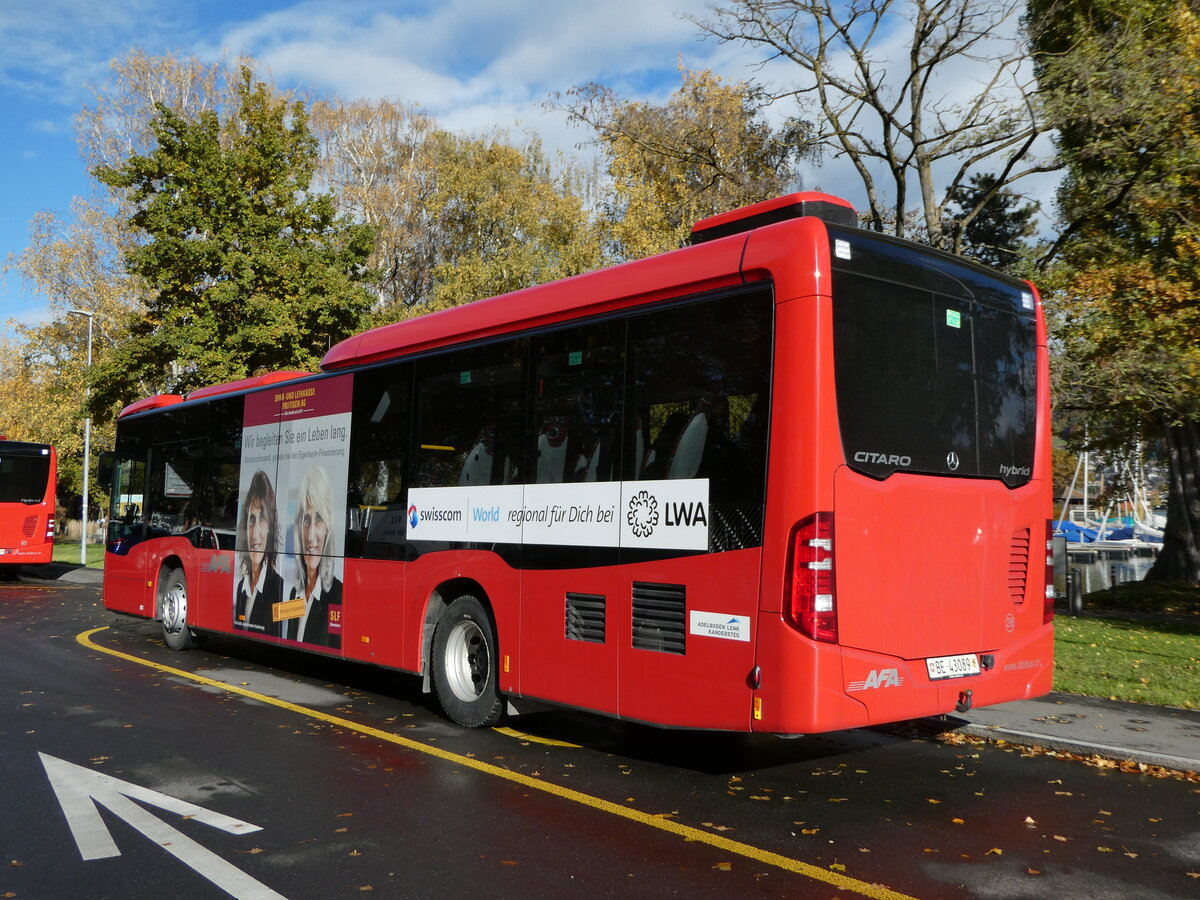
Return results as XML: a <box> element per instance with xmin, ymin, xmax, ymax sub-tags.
<box><xmin>728</xmin><ymin>209</ymin><xmax>1054</xmax><ymax>734</ymax></box>
<box><xmin>0</xmin><ymin>440</ymin><xmax>57</xmax><ymax>568</ymax></box>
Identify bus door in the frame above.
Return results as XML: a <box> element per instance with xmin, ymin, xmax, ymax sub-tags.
<box><xmin>616</xmin><ymin>290</ymin><xmax>772</xmax><ymax>730</ymax></box>
<box><xmin>145</xmin><ymin>439</ymin><xmax>210</xmax><ymax>622</ymax></box>
<box><xmin>103</xmin><ymin>442</ymin><xmax>151</xmax><ymax>616</ymax></box>
<box><xmin>518</xmin><ymin>323</ymin><xmax>624</xmax><ymax>716</ymax></box>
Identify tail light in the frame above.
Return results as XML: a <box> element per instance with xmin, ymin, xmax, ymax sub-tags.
<box><xmin>1043</xmin><ymin>519</ymin><xmax>1055</xmax><ymax>624</ymax></box>
<box><xmin>45</xmin><ymin>515</ymin><xmax>55</xmax><ymax>541</ymax></box>
<box><xmin>785</xmin><ymin>512</ymin><xmax>837</xmax><ymax>642</ymax></box>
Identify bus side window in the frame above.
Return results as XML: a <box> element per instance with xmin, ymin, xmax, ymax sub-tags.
<box><xmin>203</xmin><ymin>397</ymin><xmax>241</xmax><ymax>550</ymax></box>
<box><xmin>146</xmin><ymin>439</ymin><xmax>206</xmax><ymax>543</ymax></box>
<box><xmin>531</xmin><ymin>320</ymin><xmax>624</xmax><ymax>484</ymax></box>
<box><xmin>412</xmin><ymin>340</ymin><xmax>526</xmax><ymax>489</ymax></box>
<box><xmin>626</xmin><ymin>291</ymin><xmax>772</xmax><ymax>507</ymax></box>
<box><xmin>349</xmin><ymin>363</ymin><xmax>413</xmax><ymax>560</ymax></box>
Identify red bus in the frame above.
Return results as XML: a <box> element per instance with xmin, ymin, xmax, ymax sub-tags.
<box><xmin>102</xmin><ymin>192</ymin><xmax>1054</xmax><ymax>733</ymax></box>
<box><xmin>0</xmin><ymin>439</ymin><xmax>57</xmax><ymax>569</ymax></box>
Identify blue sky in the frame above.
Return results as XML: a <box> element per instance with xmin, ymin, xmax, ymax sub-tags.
<box><xmin>1</xmin><ymin>0</ymin><xmax>766</xmax><ymax>335</ymax></box>
<box><xmin>0</xmin><ymin>1</ymin><xmax>1056</xmax><ymax>338</ymax></box>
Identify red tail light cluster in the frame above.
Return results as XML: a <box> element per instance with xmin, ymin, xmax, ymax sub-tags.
<box><xmin>1043</xmin><ymin>519</ymin><xmax>1055</xmax><ymax>624</ymax></box>
<box><xmin>786</xmin><ymin>512</ymin><xmax>837</xmax><ymax>643</ymax></box>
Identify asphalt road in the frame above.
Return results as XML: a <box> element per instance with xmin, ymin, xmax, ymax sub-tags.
<box><xmin>2</xmin><ymin>577</ymin><xmax>1197</xmax><ymax>899</ymax></box>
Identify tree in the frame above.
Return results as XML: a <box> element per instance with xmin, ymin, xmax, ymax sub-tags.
<box><xmin>696</xmin><ymin>0</ymin><xmax>1055</xmax><ymax>250</ymax></box>
<box><xmin>91</xmin><ymin>68</ymin><xmax>377</xmax><ymax>413</ymax></box>
<box><xmin>311</xmin><ymin>99</ymin><xmax>603</xmax><ymax>318</ymax></box>
<box><xmin>1028</xmin><ymin>0</ymin><xmax>1200</xmax><ymax>582</ymax></box>
<box><xmin>559</xmin><ymin>67</ymin><xmax>812</xmax><ymax>259</ymax></box>
<box><xmin>944</xmin><ymin>172</ymin><xmax>1039</xmax><ymax>271</ymax></box>
<box><xmin>309</xmin><ymin>97</ymin><xmax>442</xmax><ymax>311</ymax></box>
<box><xmin>421</xmin><ymin>132</ymin><xmax>604</xmax><ymax>311</ymax></box>
<box><xmin>0</xmin><ymin>200</ymin><xmax>144</xmax><ymax>508</ymax></box>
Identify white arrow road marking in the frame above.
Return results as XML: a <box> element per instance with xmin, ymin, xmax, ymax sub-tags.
<box><xmin>39</xmin><ymin>753</ymin><xmax>286</xmax><ymax>900</ymax></box>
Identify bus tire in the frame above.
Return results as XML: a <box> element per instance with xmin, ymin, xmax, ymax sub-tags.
<box><xmin>159</xmin><ymin>566</ymin><xmax>199</xmax><ymax>651</ymax></box>
<box><xmin>432</xmin><ymin>595</ymin><xmax>504</xmax><ymax>727</ymax></box>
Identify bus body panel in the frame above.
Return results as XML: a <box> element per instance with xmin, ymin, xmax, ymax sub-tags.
<box><xmin>519</xmin><ymin>563</ymin><xmax>620</xmax><ymax>716</ymax></box>
<box><xmin>832</xmin><ymin>469</ymin><xmax>1046</xmax><ymax>660</ymax></box>
<box><xmin>194</xmin><ymin>546</ymin><xmax>236</xmax><ymax>634</ymax></box>
<box><xmin>342</xmin><ymin>558</ymin><xmax>406</xmax><ymax>668</ymax></box>
<box><xmin>750</xmin><ymin>619</ymin><xmax>868</xmax><ymax>734</ymax></box>
<box><xmin>617</xmin><ymin>548</ymin><xmax>760</xmax><ymax>731</ymax></box>
<box><xmin>102</xmin><ymin>542</ymin><xmax>155</xmax><ymax>616</ymax></box>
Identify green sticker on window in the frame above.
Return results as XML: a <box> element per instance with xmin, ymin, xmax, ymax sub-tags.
<box><xmin>460</xmin><ymin>371</ymin><xmax>472</xmax><ymax>384</ymax></box>
<box><xmin>568</xmin><ymin>351</ymin><xmax>583</xmax><ymax>366</ymax></box>
<box><xmin>946</xmin><ymin>309</ymin><xmax>962</xmax><ymax>329</ymax></box>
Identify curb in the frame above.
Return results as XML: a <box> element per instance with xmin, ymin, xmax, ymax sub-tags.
<box><xmin>950</xmin><ymin>722</ymin><xmax>1200</xmax><ymax>774</ymax></box>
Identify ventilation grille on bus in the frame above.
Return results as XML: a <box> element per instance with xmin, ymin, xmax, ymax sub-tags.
<box><xmin>1009</xmin><ymin>529</ymin><xmax>1031</xmax><ymax>604</ymax></box>
<box><xmin>22</xmin><ymin>515</ymin><xmax>37</xmax><ymax>538</ymax></box>
<box><xmin>565</xmin><ymin>592</ymin><xmax>606</xmax><ymax>643</ymax></box>
<box><xmin>632</xmin><ymin>581</ymin><xmax>686</xmax><ymax>655</ymax></box>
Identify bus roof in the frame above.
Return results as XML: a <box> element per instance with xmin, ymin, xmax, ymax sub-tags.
<box><xmin>185</xmin><ymin>370</ymin><xmax>312</xmax><ymax>402</ymax></box>
<box><xmin>322</xmin><ymin>191</ymin><xmax>856</xmax><ymax>372</ymax></box>
<box><xmin>321</xmin><ymin>224</ymin><xmax>754</xmax><ymax>371</ymax></box>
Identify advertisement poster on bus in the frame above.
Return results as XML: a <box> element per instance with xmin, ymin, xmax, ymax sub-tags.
<box><xmin>233</xmin><ymin>376</ymin><xmax>352</xmax><ymax>650</ymax></box>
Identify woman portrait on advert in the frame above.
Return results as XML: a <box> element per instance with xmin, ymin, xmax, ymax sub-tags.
<box><xmin>234</xmin><ymin>470</ymin><xmax>283</xmax><ymax>634</ymax></box>
<box><xmin>283</xmin><ymin>465</ymin><xmax>343</xmax><ymax>648</ymax></box>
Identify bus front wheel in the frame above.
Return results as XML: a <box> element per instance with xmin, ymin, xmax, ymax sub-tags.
<box><xmin>159</xmin><ymin>566</ymin><xmax>200</xmax><ymax>651</ymax></box>
<box><xmin>432</xmin><ymin>595</ymin><xmax>504</xmax><ymax>727</ymax></box>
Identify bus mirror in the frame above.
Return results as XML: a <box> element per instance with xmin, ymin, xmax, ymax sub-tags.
<box><xmin>97</xmin><ymin>451</ymin><xmax>114</xmax><ymax>491</ymax></box>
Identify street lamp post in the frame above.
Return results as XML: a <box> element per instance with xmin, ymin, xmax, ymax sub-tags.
<box><xmin>67</xmin><ymin>309</ymin><xmax>94</xmax><ymax>566</ymax></box>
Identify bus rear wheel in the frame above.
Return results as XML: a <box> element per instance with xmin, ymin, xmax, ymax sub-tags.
<box><xmin>432</xmin><ymin>595</ymin><xmax>504</xmax><ymax>727</ymax></box>
<box><xmin>159</xmin><ymin>566</ymin><xmax>200</xmax><ymax>651</ymax></box>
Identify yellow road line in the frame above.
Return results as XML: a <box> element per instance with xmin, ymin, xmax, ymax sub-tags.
<box><xmin>492</xmin><ymin>726</ymin><xmax>582</xmax><ymax>748</ymax></box>
<box><xmin>77</xmin><ymin>626</ymin><xmax>916</xmax><ymax>900</ymax></box>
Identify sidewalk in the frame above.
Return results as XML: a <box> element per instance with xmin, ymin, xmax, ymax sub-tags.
<box><xmin>18</xmin><ymin>562</ymin><xmax>1200</xmax><ymax>773</ymax></box>
<box><xmin>940</xmin><ymin>692</ymin><xmax>1200</xmax><ymax>774</ymax></box>
<box><xmin>22</xmin><ymin>562</ymin><xmax>104</xmax><ymax>585</ymax></box>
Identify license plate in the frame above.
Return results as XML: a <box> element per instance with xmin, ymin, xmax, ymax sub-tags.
<box><xmin>926</xmin><ymin>653</ymin><xmax>980</xmax><ymax>680</ymax></box>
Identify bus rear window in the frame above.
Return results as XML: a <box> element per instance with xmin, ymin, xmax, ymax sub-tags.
<box><xmin>829</xmin><ymin>228</ymin><xmax>1036</xmax><ymax>487</ymax></box>
<box><xmin>0</xmin><ymin>451</ymin><xmax>52</xmax><ymax>503</ymax></box>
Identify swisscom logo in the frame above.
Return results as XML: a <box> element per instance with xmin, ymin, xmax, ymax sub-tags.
<box><xmin>408</xmin><ymin>504</ymin><xmax>463</xmax><ymax>530</ymax></box>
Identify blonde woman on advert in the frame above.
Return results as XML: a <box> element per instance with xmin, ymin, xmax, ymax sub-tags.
<box><xmin>283</xmin><ymin>465</ymin><xmax>342</xmax><ymax>648</ymax></box>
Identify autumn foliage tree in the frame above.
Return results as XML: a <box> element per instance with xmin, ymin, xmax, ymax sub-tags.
<box><xmin>559</xmin><ymin>68</ymin><xmax>811</xmax><ymax>259</ymax></box>
<box><xmin>1029</xmin><ymin>0</ymin><xmax>1200</xmax><ymax>581</ymax></box>
<box><xmin>91</xmin><ymin>68</ymin><xmax>376</xmax><ymax>412</ymax></box>
<box><xmin>311</xmin><ymin>98</ymin><xmax>603</xmax><ymax>320</ymax></box>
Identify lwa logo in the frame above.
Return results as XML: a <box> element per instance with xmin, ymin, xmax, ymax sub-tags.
<box><xmin>626</xmin><ymin>489</ymin><xmax>708</xmax><ymax>540</ymax></box>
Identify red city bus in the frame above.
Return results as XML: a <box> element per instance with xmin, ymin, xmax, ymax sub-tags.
<box><xmin>102</xmin><ymin>192</ymin><xmax>1054</xmax><ymax>733</ymax></box>
<box><xmin>0</xmin><ymin>439</ymin><xmax>57</xmax><ymax>569</ymax></box>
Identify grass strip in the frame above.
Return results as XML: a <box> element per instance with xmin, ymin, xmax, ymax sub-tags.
<box><xmin>1053</xmin><ymin>614</ymin><xmax>1200</xmax><ymax>709</ymax></box>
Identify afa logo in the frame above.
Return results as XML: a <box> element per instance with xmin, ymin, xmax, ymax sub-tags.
<box><xmin>408</xmin><ymin>504</ymin><xmax>419</xmax><ymax>529</ymax></box>
<box><xmin>847</xmin><ymin>667</ymin><xmax>905</xmax><ymax>691</ymax></box>
<box><xmin>201</xmin><ymin>554</ymin><xmax>232</xmax><ymax>575</ymax></box>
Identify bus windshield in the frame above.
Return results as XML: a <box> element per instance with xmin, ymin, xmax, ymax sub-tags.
<box><xmin>829</xmin><ymin>227</ymin><xmax>1037</xmax><ymax>487</ymax></box>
